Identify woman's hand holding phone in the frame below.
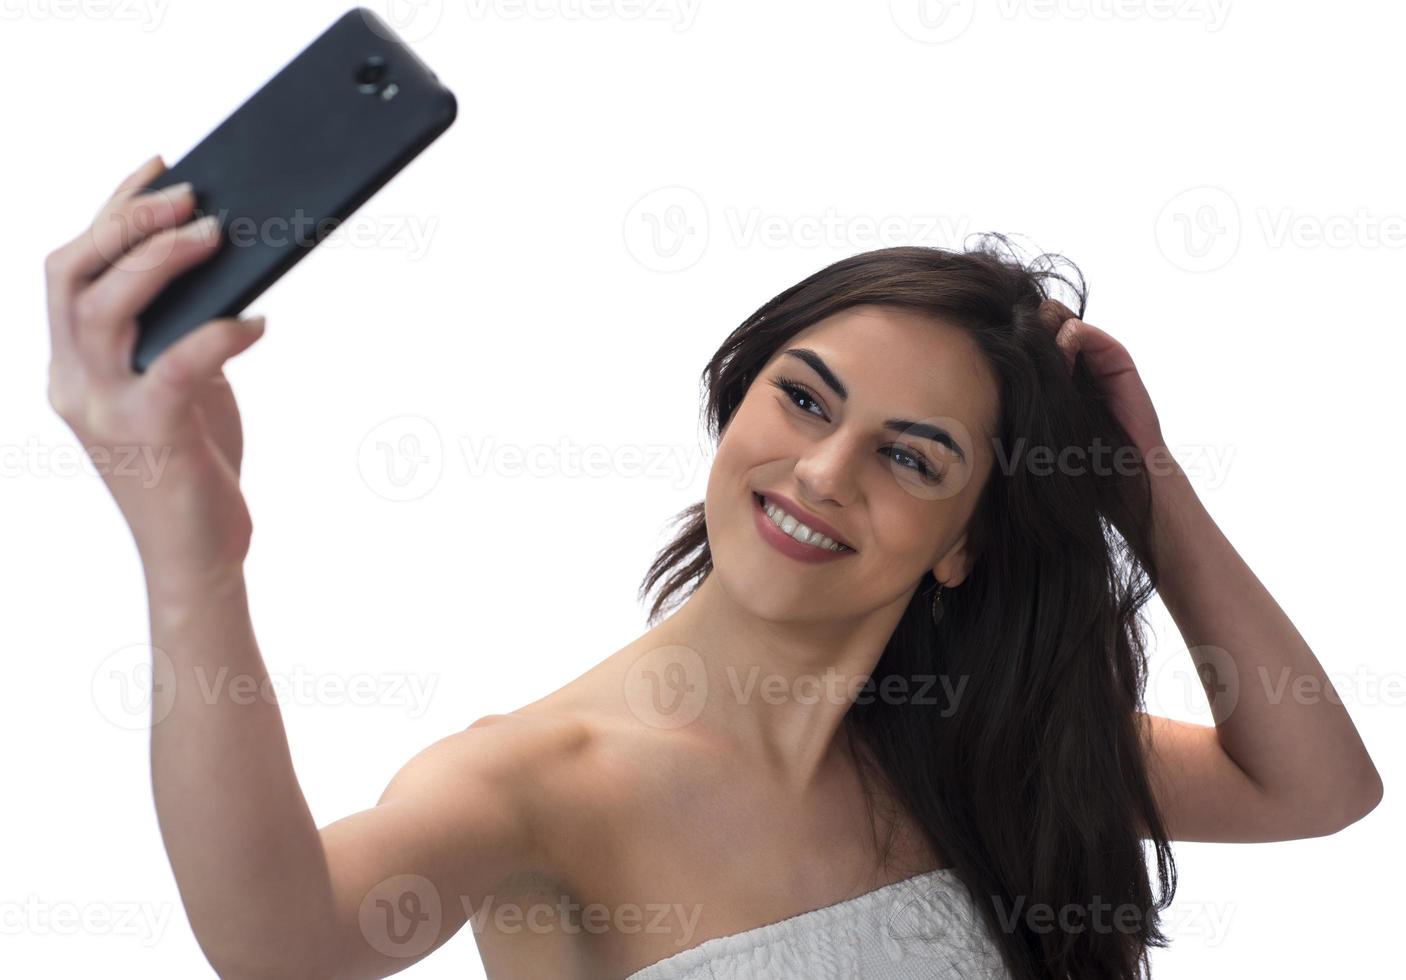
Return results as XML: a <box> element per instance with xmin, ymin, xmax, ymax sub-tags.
<box><xmin>45</xmin><ymin>154</ymin><xmax>267</xmax><ymax>597</ymax></box>
<box><xmin>38</xmin><ymin>19</ymin><xmax>461</xmax><ymax>976</ymax></box>
<box><xmin>46</xmin><ymin>157</ymin><xmax>345</xmax><ymax>979</ymax></box>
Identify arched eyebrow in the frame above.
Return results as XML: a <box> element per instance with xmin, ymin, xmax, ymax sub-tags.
<box><xmin>782</xmin><ymin>348</ymin><xmax>969</xmax><ymax>466</ymax></box>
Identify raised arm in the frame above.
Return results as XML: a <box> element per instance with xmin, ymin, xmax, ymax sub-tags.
<box><xmin>146</xmin><ymin>568</ymin><xmax>543</xmax><ymax>980</ymax></box>
<box><xmin>1136</xmin><ymin>458</ymin><xmax>1383</xmax><ymax>842</ymax></box>
<box><xmin>318</xmin><ymin>715</ymin><xmax>552</xmax><ymax>980</ymax></box>
<box><xmin>43</xmin><ymin>155</ymin><xmax>547</xmax><ymax>979</ymax></box>
<box><xmin>1033</xmin><ymin>304</ymin><xmax>1383</xmax><ymax>842</ymax></box>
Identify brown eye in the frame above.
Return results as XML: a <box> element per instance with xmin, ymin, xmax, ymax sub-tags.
<box><xmin>885</xmin><ymin>445</ymin><xmax>941</xmax><ymax>483</ymax></box>
<box><xmin>770</xmin><ymin>375</ymin><xmax>942</xmax><ymax>484</ymax></box>
<box><xmin>770</xmin><ymin>377</ymin><xmax>825</xmax><ymax>418</ymax></box>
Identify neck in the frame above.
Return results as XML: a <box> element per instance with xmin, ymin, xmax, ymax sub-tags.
<box><xmin>638</xmin><ymin>571</ymin><xmax>917</xmax><ymax>794</ymax></box>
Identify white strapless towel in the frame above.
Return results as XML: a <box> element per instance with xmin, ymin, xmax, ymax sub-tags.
<box><xmin>622</xmin><ymin>867</ymin><xmax>1012</xmax><ymax>980</ymax></box>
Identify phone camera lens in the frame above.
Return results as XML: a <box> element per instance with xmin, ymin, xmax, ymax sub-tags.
<box><xmin>356</xmin><ymin>56</ymin><xmax>388</xmax><ymax>95</ymax></box>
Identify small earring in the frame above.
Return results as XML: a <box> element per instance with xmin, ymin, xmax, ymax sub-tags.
<box><xmin>930</xmin><ymin>583</ymin><xmax>946</xmax><ymax>627</ymax></box>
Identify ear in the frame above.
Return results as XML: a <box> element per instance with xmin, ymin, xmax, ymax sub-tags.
<box><xmin>931</xmin><ymin>533</ymin><xmax>974</xmax><ymax>589</ymax></box>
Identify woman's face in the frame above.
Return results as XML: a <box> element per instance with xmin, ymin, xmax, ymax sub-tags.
<box><xmin>704</xmin><ymin>303</ymin><xmax>1000</xmax><ymax>624</ymax></box>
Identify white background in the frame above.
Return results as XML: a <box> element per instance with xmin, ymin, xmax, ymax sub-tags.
<box><xmin>3</xmin><ymin>0</ymin><xmax>1401</xmax><ymax>976</ymax></box>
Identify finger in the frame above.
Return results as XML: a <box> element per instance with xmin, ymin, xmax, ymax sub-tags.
<box><xmin>46</xmin><ymin>155</ymin><xmax>176</xmax><ymax>301</ymax></box>
<box><xmin>1037</xmin><ymin>298</ymin><xmax>1078</xmax><ymax>336</ymax></box>
<box><xmin>1064</xmin><ymin>317</ymin><xmax>1129</xmax><ymax>364</ymax></box>
<box><xmin>108</xmin><ymin>154</ymin><xmax>167</xmax><ymax>209</ymax></box>
<box><xmin>72</xmin><ymin>216</ymin><xmax>223</xmax><ymax>374</ymax></box>
<box><xmin>1060</xmin><ymin>317</ymin><xmax>1142</xmax><ymax>389</ymax></box>
<box><xmin>67</xmin><ymin>182</ymin><xmax>201</xmax><ymax>284</ymax></box>
<box><xmin>46</xmin><ymin>155</ymin><xmax>169</xmax><ymax>375</ymax></box>
<box><xmin>139</xmin><ymin>315</ymin><xmax>266</xmax><ymax>417</ymax></box>
<box><xmin>1054</xmin><ymin>319</ymin><xmax>1080</xmax><ymax>372</ymax></box>
<box><xmin>194</xmin><ymin>370</ymin><xmax>245</xmax><ymax>476</ymax></box>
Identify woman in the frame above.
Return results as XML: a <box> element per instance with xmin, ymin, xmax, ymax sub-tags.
<box><xmin>45</xmin><ymin>155</ymin><xmax>1383</xmax><ymax>980</ymax></box>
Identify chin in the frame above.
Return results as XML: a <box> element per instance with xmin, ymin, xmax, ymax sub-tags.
<box><xmin>710</xmin><ymin>534</ymin><xmax>819</xmax><ymax>624</ymax></box>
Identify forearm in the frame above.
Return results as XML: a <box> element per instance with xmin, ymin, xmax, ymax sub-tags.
<box><xmin>1143</xmin><ymin>449</ymin><xmax>1383</xmax><ymax>820</ymax></box>
<box><xmin>145</xmin><ymin>564</ymin><xmax>338</xmax><ymax>979</ymax></box>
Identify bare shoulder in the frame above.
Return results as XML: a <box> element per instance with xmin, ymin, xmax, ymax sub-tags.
<box><xmin>356</xmin><ymin>713</ymin><xmax>610</xmax><ymax>903</ymax></box>
<box><xmin>313</xmin><ymin>711</ymin><xmax>616</xmax><ymax>980</ymax></box>
<box><xmin>378</xmin><ymin>712</ymin><xmax>587</xmax><ymax>806</ymax></box>
<box><xmin>446</xmin><ymin>646</ymin><xmax>720</xmax><ymax>893</ymax></box>
<box><xmin>450</xmin><ymin>711</ymin><xmax>594</xmax><ymax>784</ymax></box>
<box><xmin>489</xmin><ymin>701</ymin><xmax>690</xmax><ymax>882</ymax></box>
<box><xmin>481</xmin><ymin>706</ymin><xmax>661</xmax><ymax>809</ymax></box>
<box><xmin>383</xmin><ymin>711</ymin><xmax>609</xmax><ymax>846</ymax></box>
<box><xmin>451</xmin><ymin>706</ymin><xmax>651</xmax><ymax>800</ymax></box>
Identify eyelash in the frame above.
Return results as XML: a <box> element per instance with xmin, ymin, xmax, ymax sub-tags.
<box><xmin>768</xmin><ymin>376</ymin><xmax>942</xmax><ymax>483</ymax></box>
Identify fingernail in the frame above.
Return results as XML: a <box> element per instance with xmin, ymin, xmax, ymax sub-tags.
<box><xmin>243</xmin><ymin>315</ymin><xmax>266</xmax><ymax>332</ymax></box>
<box><xmin>146</xmin><ymin>181</ymin><xmax>192</xmax><ymax>203</ymax></box>
<box><xmin>186</xmin><ymin>214</ymin><xmax>220</xmax><ymax>237</ymax></box>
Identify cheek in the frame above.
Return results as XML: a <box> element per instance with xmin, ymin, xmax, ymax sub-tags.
<box><xmin>869</xmin><ymin>504</ymin><xmax>945</xmax><ymax>565</ymax></box>
<box><xmin>706</xmin><ymin>409</ymin><xmax>764</xmax><ymax>520</ymax></box>
<box><xmin>717</xmin><ymin>399</ymin><xmax>789</xmax><ymax>471</ymax></box>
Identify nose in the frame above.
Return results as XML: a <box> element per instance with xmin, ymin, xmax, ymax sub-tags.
<box><xmin>793</xmin><ymin>433</ymin><xmax>860</xmax><ymax>507</ymax></box>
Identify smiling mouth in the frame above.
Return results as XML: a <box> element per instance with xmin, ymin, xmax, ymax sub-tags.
<box><xmin>753</xmin><ymin>492</ymin><xmax>856</xmax><ymax>553</ymax></box>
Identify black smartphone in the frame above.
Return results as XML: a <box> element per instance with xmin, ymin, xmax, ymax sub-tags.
<box><xmin>131</xmin><ymin>6</ymin><xmax>457</xmax><ymax>373</ymax></box>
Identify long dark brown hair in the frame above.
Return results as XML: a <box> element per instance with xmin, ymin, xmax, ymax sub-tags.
<box><xmin>637</xmin><ymin>235</ymin><xmax>1176</xmax><ymax>979</ymax></box>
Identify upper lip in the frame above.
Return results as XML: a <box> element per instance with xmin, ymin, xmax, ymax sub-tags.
<box><xmin>755</xmin><ymin>489</ymin><xmax>857</xmax><ymax>551</ymax></box>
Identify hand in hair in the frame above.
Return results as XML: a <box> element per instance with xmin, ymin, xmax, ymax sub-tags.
<box><xmin>1038</xmin><ymin>298</ymin><xmax>1167</xmax><ymax>464</ymax></box>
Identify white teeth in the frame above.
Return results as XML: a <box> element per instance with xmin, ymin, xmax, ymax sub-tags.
<box><xmin>761</xmin><ymin>497</ymin><xmax>847</xmax><ymax>552</ymax></box>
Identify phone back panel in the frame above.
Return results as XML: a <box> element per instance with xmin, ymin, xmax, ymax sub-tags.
<box><xmin>132</xmin><ymin>7</ymin><xmax>457</xmax><ymax>372</ymax></box>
